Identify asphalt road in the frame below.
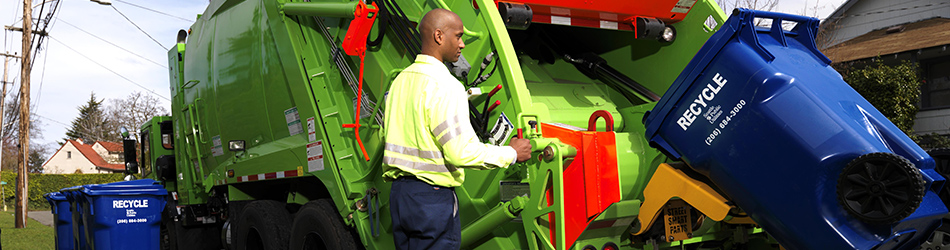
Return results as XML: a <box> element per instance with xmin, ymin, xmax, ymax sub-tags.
<box><xmin>28</xmin><ymin>211</ymin><xmax>54</xmax><ymax>227</ymax></box>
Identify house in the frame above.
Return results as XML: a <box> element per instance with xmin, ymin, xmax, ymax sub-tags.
<box><xmin>820</xmin><ymin>0</ymin><xmax>950</xmax><ymax>138</ymax></box>
<box><xmin>42</xmin><ymin>139</ymin><xmax>125</xmax><ymax>174</ymax></box>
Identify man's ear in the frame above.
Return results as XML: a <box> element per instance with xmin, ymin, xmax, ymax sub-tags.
<box><xmin>434</xmin><ymin>29</ymin><xmax>444</xmax><ymax>45</ymax></box>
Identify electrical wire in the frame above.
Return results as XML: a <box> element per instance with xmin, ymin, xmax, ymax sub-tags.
<box><xmin>111</xmin><ymin>5</ymin><xmax>168</xmax><ymax>51</ymax></box>
<box><xmin>113</xmin><ymin>0</ymin><xmax>194</xmax><ymax>23</ymax></box>
<box><xmin>48</xmin><ymin>36</ymin><xmax>171</xmax><ymax>101</ymax></box>
<box><xmin>56</xmin><ymin>18</ymin><xmax>165</xmax><ymax>68</ymax></box>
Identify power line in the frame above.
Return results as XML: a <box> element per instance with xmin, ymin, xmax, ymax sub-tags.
<box><xmin>47</xmin><ymin>36</ymin><xmax>171</xmax><ymax>101</ymax></box>
<box><xmin>110</xmin><ymin>5</ymin><xmax>167</xmax><ymax>51</ymax></box>
<box><xmin>113</xmin><ymin>0</ymin><xmax>194</xmax><ymax>23</ymax></box>
<box><xmin>56</xmin><ymin>18</ymin><xmax>165</xmax><ymax>68</ymax></box>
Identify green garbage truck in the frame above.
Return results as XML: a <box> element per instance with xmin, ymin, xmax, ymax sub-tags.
<box><xmin>124</xmin><ymin>0</ymin><xmax>948</xmax><ymax>249</ymax></box>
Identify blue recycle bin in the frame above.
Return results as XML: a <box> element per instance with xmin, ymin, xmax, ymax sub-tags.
<box><xmin>45</xmin><ymin>192</ymin><xmax>73</xmax><ymax>250</ymax></box>
<box><xmin>61</xmin><ymin>186</ymin><xmax>89</xmax><ymax>250</ymax></box>
<box><xmin>643</xmin><ymin>9</ymin><xmax>947</xmax><ymax>250</ymax></box>
<box><xmin>78</xmin><ymin>179</ymin><xmax>167</xmax><ymax>250</ymax></box>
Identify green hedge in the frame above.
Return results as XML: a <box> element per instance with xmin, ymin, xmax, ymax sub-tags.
<box><xmin>0</xmin><ymin>171</ymin><xmax>127</xmax><ymax>210</ymax></box>
<box><xmin>842</xmin><ymin>61</ymin><xmax>920</xmax><ymax>135</ymax></box>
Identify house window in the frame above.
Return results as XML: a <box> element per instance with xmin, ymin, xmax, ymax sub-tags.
<box><xmin>923</xmin><ymin>60</ymin><xmax>950</xmax><ymax>109</ymax></box>
<box><xmin>67</xmin><ymin>151</ymin><xmax>71</xmax><ymax>159</ymax></box>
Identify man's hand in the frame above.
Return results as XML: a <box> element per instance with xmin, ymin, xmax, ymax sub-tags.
<box><xmin>509</xmin><ymin>138</ymin><xmax>532</xmax><ymax>162</ymax></box>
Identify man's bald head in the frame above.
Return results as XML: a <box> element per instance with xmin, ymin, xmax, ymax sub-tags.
<box><xmin>419</xmin><ymin>9</ymin><xmax>465</xmax><ymax>62</ymax></box>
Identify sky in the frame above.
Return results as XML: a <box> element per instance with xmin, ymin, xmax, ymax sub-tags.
<box><xmin>0</xmin><ymin>0</ymin><xmax>848</xmax><ymax>152</ymax></box>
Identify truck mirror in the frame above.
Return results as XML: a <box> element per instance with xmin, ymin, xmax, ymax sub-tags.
<box><xmin>123</xmin><ymin>138</ymin><xmax>139</xmax><ymax>174</ymax></box>
<box><xmin>228</xmin><ymin>140</ymin><xmax>246</xmax><ymax>152</ymax></box>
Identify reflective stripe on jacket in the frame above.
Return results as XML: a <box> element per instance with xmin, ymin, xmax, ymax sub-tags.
<box><xmin>382</xmin><ymin>55</ymin><xmax>515</xmax><ymax>187</ymax></box>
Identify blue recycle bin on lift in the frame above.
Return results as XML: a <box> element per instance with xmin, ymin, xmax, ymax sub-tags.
<box><xmin>643</xmin><ymin>9</ymin><xmax>947</xmax><ymax>250</ymax></box>
<box><xmin>45</xmin><ymin>192</ymin><xmax>73</xmax><ymax>250</ymax></box>
<box><xmin>77</xmin><ymin>179</ymin><xmax>167</xmax><ymax>250</ymax></box>
<box><xmin>61</xmin><ymin>186</ymin><xmax>89</xmax><ymax>250</ymax></box>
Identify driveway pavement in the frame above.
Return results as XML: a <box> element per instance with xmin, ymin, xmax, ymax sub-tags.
<box><xmin>28</xmin><ymin>211</ymin><xmax>54</xmax><ymax>227</ymax></box>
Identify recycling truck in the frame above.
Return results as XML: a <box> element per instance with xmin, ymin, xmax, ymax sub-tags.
<box><xmin>123</xmin><ymin>0</ymin><xmax>950</xmax><ymax>249</ymax></box>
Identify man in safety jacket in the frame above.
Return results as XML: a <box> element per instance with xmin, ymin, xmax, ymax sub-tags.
<box><xmin>382</xmin><ymin>8</ymin><xmax>533</xmax><ymax>250</ymax></box>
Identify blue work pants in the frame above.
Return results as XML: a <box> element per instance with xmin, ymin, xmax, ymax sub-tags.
<box><xmin>390</xmin><ymin>177</ymin><xmax>460</xmax><ymax>250</ymax></box>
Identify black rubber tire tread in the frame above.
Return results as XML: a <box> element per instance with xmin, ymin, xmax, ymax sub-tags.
<box><xmin>837</xmin><ymin>152</ymin><xmax>925</xmax><ymax>225</ymax></box>
<box><xmin>234</xmin><ymin>200</ymin><xmax>292</xmax><ymax>250</ymax></box>
<box><xmin>289</xmin><ymin>199</ymin><xmax>359</xmax><ymax>250</ymax></box>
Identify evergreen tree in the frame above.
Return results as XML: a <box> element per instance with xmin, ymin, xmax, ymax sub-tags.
<box><xmin>64</xmin><ymin>93</ymin><xmax>116</xmax><ymax>143</ymax></box>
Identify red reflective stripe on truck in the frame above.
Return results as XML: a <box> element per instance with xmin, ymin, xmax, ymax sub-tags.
<box><xmin>234</xmin><ymin>170</ymin><xmax>301</xmax><ymax>183</ymax></box>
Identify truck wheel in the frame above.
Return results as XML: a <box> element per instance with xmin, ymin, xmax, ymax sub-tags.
<box><xmin>289</xmin><ymin>199</ymin><xmax>359</xmax><ymax>250</ymax></box>
<box><xmin>234</xmin><ymin>200</ymin><xmax>292</xmax><ymax>250</ymax></box>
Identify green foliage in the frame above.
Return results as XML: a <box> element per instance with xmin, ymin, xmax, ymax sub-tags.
<box><xmin>0</xmin><ymin>171</ymin><xmax>126</xmax><ymax>210</ymax></box>
<box><xmin>914</xmin><ymin>133</ymin><xmax>950</xmax><ymax>150</ymax></box>
<box><xmin>843</xmin><ymin>61</ymin><xmax>921</xmax><ymax>135</ymax></box>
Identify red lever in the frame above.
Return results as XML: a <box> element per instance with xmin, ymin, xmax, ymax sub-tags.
<box><xmin>341</xmin><ymin>1</ymin><xmax>378</xmax><ymax>162</ymax></box>
<box><xmin>486</xmin><ymin>100</ymin><xmax>501</xmax><ymax>113</ymax></box>
<box><xmin>487</xmin><ymin>84</ymin><xmax>502</xmax><ymax>97</ymax></box>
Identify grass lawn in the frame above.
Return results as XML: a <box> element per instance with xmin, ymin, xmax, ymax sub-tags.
<box><xmin>0</xmin><ymin>210</ymin><xmax>55</xmax><ymax>250</ymax></box>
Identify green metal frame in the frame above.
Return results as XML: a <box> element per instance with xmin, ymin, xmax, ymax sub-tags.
<box><xmin>148</xmin><ymin>0</ymin><xmax>785</xmax><ymax>249</ymax></box>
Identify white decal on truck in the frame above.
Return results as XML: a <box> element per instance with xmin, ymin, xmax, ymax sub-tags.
<box><xmin>677</xmin><ymin>73</ymin><xmax>727</xmax><ymax>131</ymax></box>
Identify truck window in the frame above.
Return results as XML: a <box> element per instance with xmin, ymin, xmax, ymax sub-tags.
<box><xmin>141</xmin><ymin>130</ymin><xmax>152</xmax><ymax>177</ymax></box>
<box><xmin>161</xmin><ymin>120</ymin><xmax>174</xmax><ymax>149</ymax></box>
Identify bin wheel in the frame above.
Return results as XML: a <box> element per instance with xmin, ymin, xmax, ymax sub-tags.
<box><xmin>837</xmin><ymin>152</ymin><xmax>924</xmax><ymax>225</ymax></box>
<box><xmin>289</xmin><ymin>199</ymin><xmax>359</xmax><ymax>250</ymax></box>
<box><xmin>234</xmin><ymin>200</ymin><xmax>292</xmax><ymax>250</ymax></box>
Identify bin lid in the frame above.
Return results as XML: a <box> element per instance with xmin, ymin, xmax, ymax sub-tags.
<box><xmin>44</xmin><ymin>192</ymin><xmax>66</xmax><ymax>201</ymax></box>
<box><xmin>80</xmin><ymin>179</ymin><xmax>167</xmax><ymax>196</ymax></box>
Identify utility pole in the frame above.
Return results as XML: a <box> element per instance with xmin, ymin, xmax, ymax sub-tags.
<box><xmin>1</xmin><ymin>52</ymin><xmax>19</xmax><ymax>213</ymax></box>
<box><xmin>16</xmin><ymin>0</ymin><xmax>33</xmax><ymax>228</ymax></box>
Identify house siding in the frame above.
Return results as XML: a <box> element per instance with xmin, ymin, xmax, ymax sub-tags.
<box><xmin>43</xmin><ymin>143</ymin><xmax>99</xmax><ymax>174</ymax></box>
<box><xmin>824</xmin><ymin>0</ymin><xmax>950</xmax><ymax>48</ymax></box>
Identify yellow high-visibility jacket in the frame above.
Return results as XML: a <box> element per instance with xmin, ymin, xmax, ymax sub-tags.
<box><xmin>382</xmin><ymin>55</ymin><xmax>516</xmax><ymax>187</ymax></box>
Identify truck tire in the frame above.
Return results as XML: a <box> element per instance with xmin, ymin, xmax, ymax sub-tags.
<box><xmin>234</xmin><ymin>200</ymin><xmax>292</xmax><ymax>250</ymax></box>
<box><xmin>289</xmin><ymin>199</ymin><xmax>359</xmax><ymax>250</ymax></box>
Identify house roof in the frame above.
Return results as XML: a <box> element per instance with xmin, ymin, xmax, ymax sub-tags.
<box><xmin>97</xmin><ymin>141</ymin><xmax>123</xmax><ymax>152</ymax></box>
<box><xmin>821</xmin><ymin>17</ymin><xmax>950</xmax><ymax>63</ymax></box>
<box><xmin>820</xmin><ymin>0</ymin><xmax>860</xmax><ymax>30</ymax></box>
<box><xmin>61</xmin><ymin>139</ymin><xmax>124</xmax><ymax>171</ymax></box>
<box><xmin>820</xmin><ymin>0</ymin><xmax>860</xmax><ymax>29</ymax></box>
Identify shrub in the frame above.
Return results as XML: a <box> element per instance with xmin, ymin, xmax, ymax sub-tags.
<box><xmin>843</xmin><ymin>61</ymin><xmax>920</xmax><ymax>136</ymax></box>
<box><xmin>0</xmin><ymin>171</ymin><xmax>127</xmax><ymax>210</ymax></box>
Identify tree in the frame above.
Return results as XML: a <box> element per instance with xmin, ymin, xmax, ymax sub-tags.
<box><xmin>718</xmin><ymin>0</ymin><xmax>779</xmax><ymax>26</ymax></box>
<box><xmin>27</xmin><ymin>144</ymin><xmax>49</xmax><ymax>173</ymax></box>
<box><xmin>106</xmin><ymin>92</ymin><xmax>168</xmax><ymax>140</ymax></box>
<box><xmin>64</xmin><ymin>93</ymin><xmax>116</xmax><ymax>143</ymax></box>
<box><xmin>0</xmin><ymin>94</ymin><xmax>47</xmax><ymax>172</ymax></box>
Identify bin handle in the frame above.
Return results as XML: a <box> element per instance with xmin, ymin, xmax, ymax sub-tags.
<box><xmin>735</xmin><ymin>8</ymin><xmax>831</xmax><ymax>65</ymax></box>
<box><xmin>588</xmin><ymin>110</ymin><xmax>614</xmax><ymax>132</ymax></box>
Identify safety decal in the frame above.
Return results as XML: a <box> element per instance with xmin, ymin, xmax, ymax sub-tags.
<box><xmin>285</xmin><ymin>107</ymin><xmax>303</xmax><ymax>136</ymax></box>
<box><xmin>307</xmin><ymin>140</ymin><xmax>325</xmax><ymax>172</ymax></box>
<box><xmin>211</xmin><ymin>135</ymin><xmax>224</xmax><ymax>157</ymax></box>
<box><xmin>307</xmin><ymin>117</ymin><xmax>317</xmax><ymax>142</ymax></box>
<box><xmin>488</xmin><ymin>112</ymin><xmax>514</xmax><ymax>146</ymax></box>
<box><xmin>671</xmin><ymin>0</ymin><xmax>697</xmax><ymax>13</ymax></box>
